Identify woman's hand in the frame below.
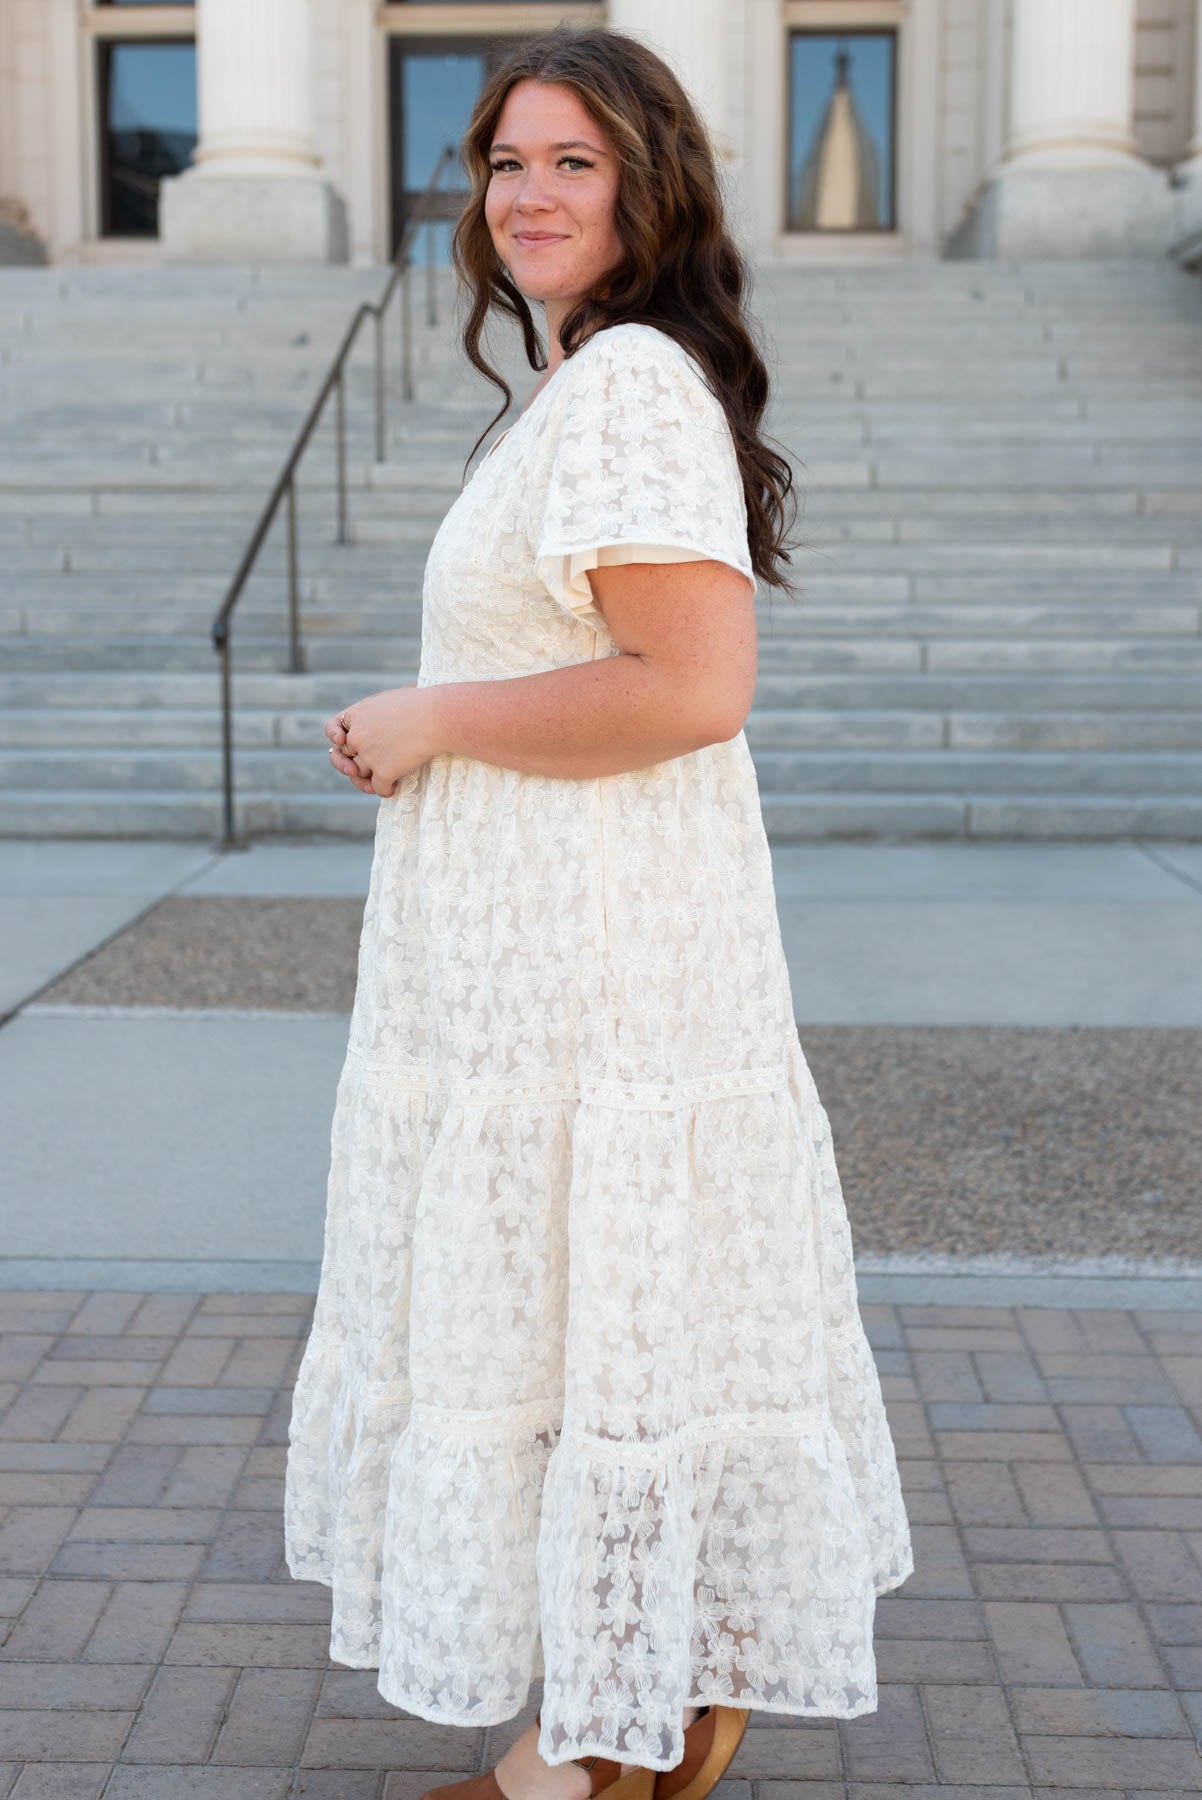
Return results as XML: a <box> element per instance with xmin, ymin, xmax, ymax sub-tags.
<box><xmin>324</xmin><ymin>683</ymin><xmax>442</xmax><ymax>797</ymax></box>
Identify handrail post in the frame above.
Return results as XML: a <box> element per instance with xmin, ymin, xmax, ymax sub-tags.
<box><xmin>335</xmin><ymin>363</ymin><xmax>347</xmax><ymax>544</ymax></box>
<box><xmin>219</xmin><ymin>629</ymin><xmax>236</xmax><ymax>849</ymax></box>
<box><xmin>286</xmin><ymin>476</ymin><xmax>302</xmax><ymax>674</ymax></box>
<box><xmin>374</xmin><ymin>308</ymin><xmax>385</xmax><ymax>463</ymax></box>
<box><xmin>426</xmin><ymin>215</ymin><xmax>436</xmax><ymax>327</ymax></box>
<box><xmin>400</xmin><ymin>243</ymin><xmax>414</xmax><ymax>403</ymax></box>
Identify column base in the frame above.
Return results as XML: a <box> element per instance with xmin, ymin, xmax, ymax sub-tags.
<box><xmin>159</xmin><ymin>171</ymin><xmax>349</xmax><ymax>264</ymax></box>
<box><xmin>946</xmin><ymin>162</ymin><xmax>1175</xmax><ymax>259</ymax></box>
<box><xmin>1167</xmin><ymin>155</ymin><xmax>1202</xmax><ymax>267</ymax></box>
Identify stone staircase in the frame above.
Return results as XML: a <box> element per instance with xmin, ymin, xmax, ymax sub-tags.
<box><xmin>1</xmin><ymin>258</ymin><xmax>1200</xmax><ymax>840</ymax></box>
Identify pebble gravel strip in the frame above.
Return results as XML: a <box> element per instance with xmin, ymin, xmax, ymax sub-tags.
<box><xmin>29</xmin><ymin>897</ymin><xmax>1202</xmax><ymax>1267</ymax></box>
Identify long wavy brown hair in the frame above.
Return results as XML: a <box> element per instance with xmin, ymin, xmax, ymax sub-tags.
<box><xmin>449</xmin><ymin>23</ymin><xmax>803</xmax><ymax>598</ymax></box>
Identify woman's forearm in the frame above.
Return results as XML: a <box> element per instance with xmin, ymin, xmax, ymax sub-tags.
<box><xmin>422</xmin><ymin>650</ymin><xmax>732</xmax><ymax>779</ymax></box>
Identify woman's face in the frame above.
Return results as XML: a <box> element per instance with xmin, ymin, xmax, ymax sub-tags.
<box><xmin>485</xmin><ymin>79</ymin><xmax>624</xmax><ymax>312</ymax></box>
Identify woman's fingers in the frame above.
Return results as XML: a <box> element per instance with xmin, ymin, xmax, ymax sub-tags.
<box><xmin>326</xmin><ymin>708</ymin><xmax>377</xmax><ymax>794</ymax></box>
<box><xmin>329</xmin><ymin>746</ymin><xmax>373</xmax><ymax>792</ymax></box>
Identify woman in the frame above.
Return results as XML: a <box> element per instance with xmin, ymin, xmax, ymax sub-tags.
<box><xmin>284</xmin><ymin>23</ymin><xmax>913</xmax><ymax>1800</ymax></box>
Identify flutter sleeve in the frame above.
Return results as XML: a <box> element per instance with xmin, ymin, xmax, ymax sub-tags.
<box><xmin>531</xmin><ymin>325</ymin><xmax>757</xmax><ymax>629</ymax></box>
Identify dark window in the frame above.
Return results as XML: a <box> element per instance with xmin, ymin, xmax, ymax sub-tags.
<box><xmin>787</xmin><ymin>30</ymin><xmax>896</xmax><ymax>232</ymax></box>
<box><xmin>98</xmin><ymin>38</ymin><xmax>197</xmax><ymax>235</ymax></box>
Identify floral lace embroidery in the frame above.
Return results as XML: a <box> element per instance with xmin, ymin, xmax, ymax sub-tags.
<box><xmin>283</xmin><ymin>321</ymin><xmax>913</xmax><ymax>1773</ymax></box>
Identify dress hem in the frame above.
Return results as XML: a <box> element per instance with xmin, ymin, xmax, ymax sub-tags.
<box><xmin>285</xmin><ymin>1554</ymin><xmax>914</xmax><ymax>1756</ymax></box>
<box><xmin>282</xmin><ymin>1538</ymin><xmax>917</xmax><ymax>1754</ymax></box>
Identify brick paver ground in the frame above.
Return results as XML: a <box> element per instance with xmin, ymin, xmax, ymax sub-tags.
<box><xmin>0</xmin><ymin>1290</ymin><xmax>1200</xmax><ymax>1798</ymax></box>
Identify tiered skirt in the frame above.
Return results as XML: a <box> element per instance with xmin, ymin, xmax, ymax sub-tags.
<box><xmin>284</xmin><ymin>1032</ymin><xmax>914</xmax><ymax>1773</ymax></box>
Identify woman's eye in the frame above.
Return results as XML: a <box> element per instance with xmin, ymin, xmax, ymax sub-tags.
<box><xmin>488</xmin><ymin>157</ymin><xmax>594</xmax><ymax>173</ymax></box>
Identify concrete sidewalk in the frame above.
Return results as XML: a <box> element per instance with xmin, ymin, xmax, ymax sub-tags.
<box><xmin>1</xmin><ymin>836</ymin><xmax>1201</xmax><ymax>1303</ymax></box>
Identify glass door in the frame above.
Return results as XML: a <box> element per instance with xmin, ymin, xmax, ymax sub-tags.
<box><xmin>388</xmin><ymin>37</ymin><xmax>504</xmax><ymax>262</ymax></box>
<box><xmin>95</xmin><ymin>29</ymin><xmax>197</xmax><ymax>236</ymax></box>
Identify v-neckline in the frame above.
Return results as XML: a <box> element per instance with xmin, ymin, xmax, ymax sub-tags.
<box><xmin>478</xmin><ymin>325</ymin><xmax>623</xmax><ymax>470</ymax></box>
<box><xmin>483</xmin><ymin>365</ymin><xmax>561</xmax><ymax>463</ymax></box>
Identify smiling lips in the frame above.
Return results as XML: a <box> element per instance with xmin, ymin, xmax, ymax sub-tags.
<box><xmin>514</xmin><ymin>232</ymin><xmax>567</xmax><ymax>247</ymax></box>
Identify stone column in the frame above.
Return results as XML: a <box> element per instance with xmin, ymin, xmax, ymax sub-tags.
<box><xmin>1007</xmin><ymin>0</ymin><xmax>1141</xmax><ymax>167</ymax></box>
<box><xmin>161</xmin><ymin>0</ymin><xmax>346</xmax><ymax>262</ymax></box>
<box><xmin>948</xmin><ymin>0</ymin><xmax>1172</xmax><ymax>257</ymax></box>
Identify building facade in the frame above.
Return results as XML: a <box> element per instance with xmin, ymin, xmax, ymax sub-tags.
<box><xmin>1</xmin><ymin>0</ymin><xmax>1201</xmax><ymax>267</ymax></box>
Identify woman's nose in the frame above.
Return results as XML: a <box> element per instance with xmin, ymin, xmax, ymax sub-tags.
<box><xmin>514</xmin><ymin>172</ymin><xmax>554</xmax><ymax>210</ymax></box>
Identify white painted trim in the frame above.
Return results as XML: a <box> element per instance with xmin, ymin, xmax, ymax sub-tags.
<box><xmin>50</xmin><ymin>0</ymin><xmax>86</xmax><ymax>259</ymax></box>
<box><xmin>78</xmin><ymin>3</ymin><xmax>195</xmax><ymax>35</ymax></box>
<box><xmin>372</xmin><ymin>6</ymin><xmax>391</xmax><ymax>264</ymax></box>
<box><xmin>774</xmin><ymin>0</ymin><xmax>915</xmax><ymax>257</ymax></box>
<box><xmin>782</xmin><ymin>0</ymin><xmax>904</xmax><ymax>23</ymax></box>
<box><xmin>342</xmin><ymin>0</ymin><xmax>377</xmax><ymax>263</ymax></box>
<box><xmin>376</xmin><ymin>1</ymin><xmax>600</xmax><ymax>33</ymax></box>
<box><xmin>902</xmin><ymin>0</ymin><xmax>941</xmax><ymax>252</ymax></box>
<box><xmin>777</xmin><ymin>229</ymin><xmax>908</xmax><ymax>259</ymax></box>
<box><xmin>984</xmin><ymin>0</ymin><xmax>1009</xmax><ymax>176</ymax></box>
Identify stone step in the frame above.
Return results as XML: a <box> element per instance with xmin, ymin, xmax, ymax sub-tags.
<box><xmin>3</xmin><ymin>702</ymin><xmax>1197</xmax><ymax>754</ymax></box>
<box><xmin>3</xmin><ymin>744</ymin><xmax>1200</xmax><ymax>801</ymax></box>
<box><xmin>3</xmin><ymin>537</ymin><xmax>1189</xmax><ymax>577</ymax></box>
<box><xmin>8</xmin><ymin>602</ymin><xmax>1199</xmax><ymax>641</ymax></box>
<box><xmin>2</xmin><ymin>667</ymin><xmax>1199</xmax><ymax>712</ymax></box>
<box><xmin>904</xmin><ymin>574</ymin><xmax>1202</xmax><ymax>599</ymax></box>
<box><xmin>16</xmin><ymin>512</ymin><xmax>1202</xmax><ymax>548</ymax></box>
<box><xmin>8</xmin><ymin>632</ymin><xmax>1202</xmax><ymax>675</ymax></box>
<box><xmin>0</xmin><ymin>485</ymin><xmax>1168</xmax><ymax>519</ymax></box>
<box><xmin>746</xmin><ymin>708</ymin><xmax>1202</xmax><ymax>752</ymax></box>
<box><xmin>0</xmin><ymin>708</ymin><xmax>277</xmax><ymax>749</ymax></box>
<box><xmin>0</xmin><ymin>638</ymin><xmax>419</xmax><ymax>672</ymax></box>
<box><xmin>751</xmin><ymin>749</ymin><xmax>1202</xmax><ymax>796</ymax></box>
<box><xmin>0</xmin><ymin>790</ymin><xmax>270</xmax><ymax>839</ymax></box>
<box><xmin>17</xmin><ymin>354</ymin><xmax>1196</xmax><ymax>395</ymax></box>
<box><xmin>2</xmin><ymin>257</ymin><xmax>1199</xmax><ymax>841</ymax></box>
<box><xmin>2</xmin><ymin>701</ymin><xmax>1201</xmax><ymax>756</ymax></box>
<box><xmin>9</xmin><ymin>569</ymin><xmax>1202</xmax><ymax>606</ymax></box>
<box><xmin>1</xmin><ymin>786</ymin><xmax>1199</xmax><ymax>844</ymax></box>
<box><xmin>757</xmin><ymin>793</ymin><xmax>1202</xmax><ymax>841</ymax></box>
<box><xmin>811</xmin><ymin>456</ymin><xmax>1202</xmax><ymax>489</ymax></box>
<box><xmin>0</xmin><ymin>749</ymin><xmax>371</xmax><ymax>795</ymax></box>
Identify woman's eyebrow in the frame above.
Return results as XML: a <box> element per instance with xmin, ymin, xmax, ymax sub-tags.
<box><xmin>489</xmin><ymin>140</ymin><xmax>608</xmax><ymax>156</ymax></box>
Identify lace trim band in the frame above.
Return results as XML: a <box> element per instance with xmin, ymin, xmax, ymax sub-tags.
<box><xmin>343</xmin><ymin>1050</ymin><xmax>793</xmax><ymax>1111</ymax></box>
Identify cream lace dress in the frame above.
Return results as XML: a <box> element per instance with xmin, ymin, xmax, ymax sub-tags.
<box><xmin>283</xmin><ymin>320</ymin><xmax>913</xmax><ymax>1774</ymax></box>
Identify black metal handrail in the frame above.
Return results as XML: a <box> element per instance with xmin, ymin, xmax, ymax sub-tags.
<box><xmin>211</xmin><ymin>144</ymin><xmax>460</xmax><ymax>850</ymax></box>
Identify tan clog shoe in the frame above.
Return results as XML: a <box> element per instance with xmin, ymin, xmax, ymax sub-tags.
<box><xmin>652</xmin><ymin>1706</ymin><xmax>750</xmax><ymax>1800</ymax></box>
<box><xmin>418</xmin><ymin>1714</ymin><xmax>652</xmax><ymax>1800</ymax></box>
